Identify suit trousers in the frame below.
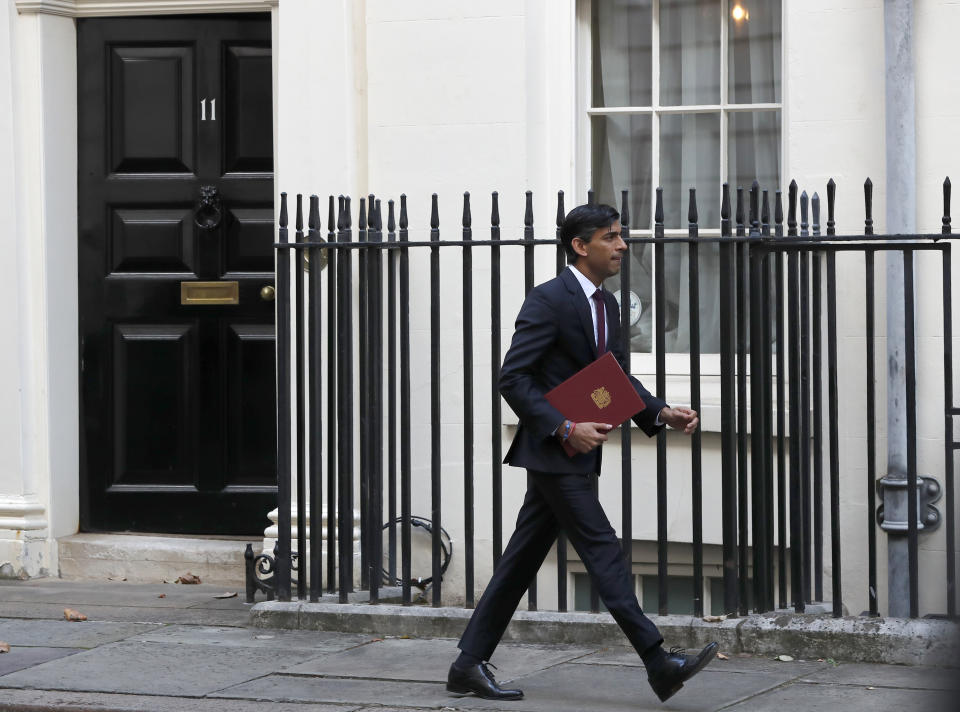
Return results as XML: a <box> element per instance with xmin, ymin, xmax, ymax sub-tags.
<box><xmin>458</xmin><ymin>469</ymin><xmax>663</xmax><ymax>661</ymax></box>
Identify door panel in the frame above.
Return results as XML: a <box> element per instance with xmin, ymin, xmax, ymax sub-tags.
<box><xmin>108</xmin><ymin>207</ymin><xmax>197</xmax><ymax>274</ymax></box>
<box><xmin>111</xmin><ymin>323</ymin><xmax>196</xmax><ymax>487</ymax></box>
<box><xmin>79</xmin><ymin>14</ymin><xmax>276</xmax><ymax>535</ymax></box>
<box><xmin>223</xmin><ymin>44</ymin><xmax>273</xmax><ymax>174</ymax></box>
<box><xmin>224</xmin><ymin>206</ymin><xmax>274</xmax><ymax>274</ymax></box>
<box><xmin>109</xmin><ymin>45</ymin><xmax>195</xmax><ymax>174</ymax></box>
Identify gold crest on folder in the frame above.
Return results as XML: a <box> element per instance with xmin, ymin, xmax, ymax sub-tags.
<box><xmin>591</xmin><ymin>386</ymin><xmax>612</xmax><ymax>409</ymax></box>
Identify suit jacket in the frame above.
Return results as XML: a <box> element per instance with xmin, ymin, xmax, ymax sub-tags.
<box><xmin>500</xmin><ymin>267</ymin><xmax>667</xmax><ymax>475</ymax></box>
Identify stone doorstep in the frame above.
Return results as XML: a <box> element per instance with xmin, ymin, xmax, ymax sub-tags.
<box><xmin>57</xmin><ymin>534</ymin><xmax>256</xmax><ymax>587</ymax></box>
<box><xmin>250</xmin><ymin>600</ymin><xmax>960</xmax><ymax>667</ymax></box>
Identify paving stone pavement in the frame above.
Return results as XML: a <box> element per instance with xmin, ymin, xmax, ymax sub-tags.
<box><xmin>0</xmin><ymin>579</ymin><xmax>955</xmax><ymax>712</ymax></box>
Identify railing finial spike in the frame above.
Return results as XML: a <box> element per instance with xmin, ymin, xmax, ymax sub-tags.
<box><xmin>344</xmin><ymin>196</ymin><xmax>352</xmax><ymax>229</ymax></box>
<box><xmin>811</xmin><ymin>191</ymin><xmax>821</xmax><ymax>237</ymax></box>
<box><xmin>524</xmin><ymin>190</ymin><xmax>534</xmax><ymax>227</ymax></box>
<box><xmin>787</xmin><ymin>181</ymin><xmax>798</xmax><ymax>236</ymax></box>
<box><xmin>279</xmin><ymin>192</ymin><xmax>288</xmax><ymax>228</ymax></box>
<box><xmin>388</xmin><ymin>199</ymin><xmax>396</xmax><ymax>233</ymax></box>
<box><xmin>800</xmin><ymin>190</ymin><xmax>809</xmax><ymax>236</ymax></box>
<box><xmin>587</xmin><ymin>188</ymin><xmax>595</xmax><ymax>206</ymax></box>
<box><xmin>827</xmin><ymin>179</ymin><xmax>836</xmax><ymax>236</ymax></box>
<box><xmin>358</xmin><ymin>197</ymin><xmax>367</xmax><ymax>230</ymax></box>
<box><xmin>309</xmin><ymin>194</ymin><xmax>320</xmax><ymax>231</ymax></box>
<box><xmin>761</xmin><ymin>189</ymin><xmax>770</xmax><ymax>236</ymax></box>
<box><xmin>735</xmin><ymin>186</ymin><xmax>745</xmax><ymax>236</ymax></box>
<box><xmin>296</xmin><ymin>194</ymin><xmax>304</xmax><ymax>232</ymax></box>
<box><xmin>556</xmin><ymin>190</ymin><xmax>565</xmax><ymax>228</ymax></box>
<box><xmin>491</xmin><ymin>191</ymin><xmax>500</xmax><ymax>227</ymax></box>
<box><xmin>430</xmin><ymin>193</ymin><xmax>439</xmax><ymax>230</ymax></box>
<box><xmin>621</xmin><ymin>189</ymin><xmax>630</xmax><ymax>229</ymax></box>
<box><xmin>463</xmin><ymin>191</ymin><xmax>472</xmax><ymax>228</ymax></box>
<box><xmin>399</xmin><ymin>194</ymin><xmax>408</xmax><ymax>230</ymax></box>
<box><xmin>864</xmin><ymin>178</ymin><xmax>874</xmax><ymax>235</ymax></box>
<box><xmin>943</xmin><ymin>177</ymin><xmax>952</xmax><ymax>235</ymax></box>
<box><xmin>327</xmin><ymin>195</ymin><xmax>335</xmax><ymax>235</ymax></box>
<box><xmin>687</xmin><ymin>187</ymin><xmax>697</xmax><ymax>226</ymax></box>
<box><xmin>774</xmin><ymin>189</ymin><xmax>784</xmax><ymax>237</ymax></box>
<box><xmin>721</xmin><ymin>183</ymin><xmax>731</xmax><ymax>237</ymax></box>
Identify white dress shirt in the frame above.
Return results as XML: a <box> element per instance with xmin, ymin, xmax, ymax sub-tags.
<box><xmin>568</xmin><ymin>264</ymin><xmax>607</xmax><ymax>345</ymax></box>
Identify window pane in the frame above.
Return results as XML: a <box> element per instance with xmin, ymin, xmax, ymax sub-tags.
<box><xmin>729</xmin><ymin>0</ymin><xmax>782</xmax><ymax>104</ymax></box>
<box><xmin>592</xmin><ymin>0</ymin><xmax>653</xmax><ymax>108</ymax></box>
<box><xmin>592</xmin><ymin>114</ymin><xmax>654</xmax><ymax>353</ymax></box>
<box><xmin>642</xmin><ymin>575</ymin><xmax>698</xmax><ymax>615</ymax></box>
<box><xmin>659</xmin><ymin>113</ymin><xmax>722</xmax><ymax>354</ymax></box>
<box><xmin>591</xmin><ymin>114</ymin><xmax>653</xmax><ymax>226</ymax></box>
<box><xmin>728</xmin><ymin>110</ymin><xmax>781</xmax><ymax>195</ymax></box>
<box><xmin>659</xmin><ymin>113</ymin><xmax>720</xmax><ymax>229</ymax></box>
<box><xmin>660</xmin><ymin>0</ymin><xmax>721</xmax><ymax>106</ymax></box>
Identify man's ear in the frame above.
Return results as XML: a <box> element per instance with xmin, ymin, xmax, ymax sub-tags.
<box><xmin>571</xmin><ymin>236</ymin><xmax>589</xmax><ymax>258</ymax></box>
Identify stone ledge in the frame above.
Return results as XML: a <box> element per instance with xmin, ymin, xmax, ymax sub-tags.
<box><xmin>57</xmin><ymin>534</ymin><xmax>255</xmax><ymax>587</ymax></box>
<box><xmin>251</xmin><ymin>600</ymin><xmax>960</xmax><ymax>666</ymax></box>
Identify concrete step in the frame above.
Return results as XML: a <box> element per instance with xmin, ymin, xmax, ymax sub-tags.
<box><xmin>57</xmin><ymin>534</ymin><xmax>256</xmax><ymax>587</ymax></box>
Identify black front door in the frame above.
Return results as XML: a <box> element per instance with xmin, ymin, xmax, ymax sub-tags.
<box><xmin>78</xmin><ymin>14</ymin><xmax>276</xmax><ymax>534</ymax></box>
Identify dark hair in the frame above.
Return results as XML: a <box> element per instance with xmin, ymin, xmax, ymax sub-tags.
<box><xmin>559</xmin><ymin>203</ymin><xmax>620</xmax><ymax>263</ymax></box>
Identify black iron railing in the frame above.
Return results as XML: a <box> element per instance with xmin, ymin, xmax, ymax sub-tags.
<box><xmin>246</xmin><ymin>178</ymin><xmax>958</xmax><ymax>621</ymax></box>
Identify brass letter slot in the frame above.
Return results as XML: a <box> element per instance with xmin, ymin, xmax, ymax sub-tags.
<box><xmin>180</xmin><ymin>281</ymin><xmax>239</xmax><ymax>305</ymax></box>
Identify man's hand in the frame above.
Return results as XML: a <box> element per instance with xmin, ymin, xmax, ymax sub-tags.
<box><xmin>565</xmin><ymin>422</ymin><xmax>613</xmax><ymax>454</ymax></box>
<box><xmin>660</xmin><ymin>406</ymin><xmax>699</xmax><ymax>434</ymax></box>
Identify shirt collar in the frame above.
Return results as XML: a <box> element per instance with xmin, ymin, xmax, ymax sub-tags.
<box><xmin>567</xmin><ymin>264</ymin><xmax>602</xmax><ymax>300</ymax></box>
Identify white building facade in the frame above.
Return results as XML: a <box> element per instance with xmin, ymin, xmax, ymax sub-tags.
<box><xmin>0</xmin><ymin>0</ymin><xmax>956</xmax><ymax>618</ymax></box>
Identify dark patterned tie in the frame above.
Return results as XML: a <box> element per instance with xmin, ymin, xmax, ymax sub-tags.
<box><xmin>592</xmin><ymin>288</ymin><xmax>606</xmax><ymax>353</ymax></box>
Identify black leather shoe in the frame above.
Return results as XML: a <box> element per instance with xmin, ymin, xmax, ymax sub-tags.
<box><xmin>447</xmin><ymin>661</ymin><xmax>524</xmax><ymax>700</ymax></box>
<box><xmin>647</xmin><ymin>642</ymin><xmax>719</xmax><ymax>703</ymax></box>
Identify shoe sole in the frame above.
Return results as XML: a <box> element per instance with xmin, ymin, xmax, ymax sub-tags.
<box><xmin>653</xmin><ymin>642</ymin><xmax>720</xmax><ymax>703</ymax></box>
<box><xmin>446</xmin><ymin>683</ymin><xmax>524</xmax><ymax>701</ymax></box>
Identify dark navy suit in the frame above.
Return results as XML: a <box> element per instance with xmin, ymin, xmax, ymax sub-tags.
<box><xmin>458</xmin><ymin>267</ymin><xmax>667</xmax><ymax>661</ymax></box>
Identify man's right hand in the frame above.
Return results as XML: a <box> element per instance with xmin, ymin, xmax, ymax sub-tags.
<box><xmin>565</xmin><ymin>422</ymin><xmax>613</xmax><ymax>454</ymax></box>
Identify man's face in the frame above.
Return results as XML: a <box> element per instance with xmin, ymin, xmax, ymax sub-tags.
<box><xmin>573</xmin><ymin>220</ymin><xmax>627</xmax><ymax>283</ymax></box>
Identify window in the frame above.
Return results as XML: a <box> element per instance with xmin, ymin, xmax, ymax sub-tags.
<box><xmin>585</xmin><ymin>0</ymin><xmax>782</xmax><ymax>355</ymax></box>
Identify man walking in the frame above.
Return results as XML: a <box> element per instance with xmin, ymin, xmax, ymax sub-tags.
<box><xmin>447</xmin><ymin>203</ymin><xmax>718</xmax><ymax>704</ymax></box>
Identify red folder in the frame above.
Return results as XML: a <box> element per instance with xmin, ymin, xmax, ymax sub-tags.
<box><xmin>545</xmin><ymin>351</ymin><xmax>646</xmax><ymax>456</ymax></box>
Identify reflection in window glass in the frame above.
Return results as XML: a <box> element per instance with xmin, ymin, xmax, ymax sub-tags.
<box><xmin>660</xmin><ymin>0</ymin><xmax>721</xmax><ymax>106</ymax></box>
<box><xmin>592</xmin><ymin>0</ymin><xmax>653</xmax><ymax>108</ymax></box>
<box><xmin>729</xmin><ymin>1</ymin><xmax>781</xmax><ymax>104</ymax></box>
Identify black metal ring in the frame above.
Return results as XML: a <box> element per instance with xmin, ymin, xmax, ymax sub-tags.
<box><xmin>380</xmin><ymin>516</ymin><xmax>453</xmax><ymax>588</ymax></box>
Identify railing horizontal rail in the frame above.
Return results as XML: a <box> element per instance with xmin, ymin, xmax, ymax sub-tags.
<box><xmin>275</xmin><ymin>234</ymin><xmax>960</xmax><ymax>250</ymax></box>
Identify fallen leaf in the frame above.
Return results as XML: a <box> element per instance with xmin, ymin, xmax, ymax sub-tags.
<box><xmin>64</xmin><ymin>608</ymin><xmax>87</xmax><ymax>622</ymax></box>
<box><xmin>702</xmin><ymin>614</ymin><xmax>727</xmax><ymax>623</ymax></box>
<box><xmin>157</xmin><ymin>594</ymin><xmax>166</xmax><ymax>598</ymax></box>
<box><xmin>775</xmin><ymin>654</ymin><xmax>794</xmax><ymax>662</ymax></box>
<box><xmin>717</xmin><ymin>652</ymin><xmax>730</xmax><ymax>660</ymax></box>
<box><xmin>213</xmin><ymin>592</ymin><xmax>237</xmax><ymax>599</ymax></box>
<box><xmin>176</xmin><ymin>573</ymin><xmax>201</xmax><ymax>585</ymax></box>
<box><xmin>370</xmin><ymin>638</ymin><xmax>384</xmax><ymax>642</ymax></box>
<box><xmin>817</xmin><ymin>658</ymin><xmax>825</xmax><ymax>662</ymax></box>
<box><xmin>0</xmin><ymin>641</ymin><xmax>10</xmax><ymax>653</ymax></box>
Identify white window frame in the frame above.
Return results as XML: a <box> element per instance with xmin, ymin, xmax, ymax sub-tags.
<box><xmin>577</xmin><ymin>0</ymin><xmax>786</xmax><ymax>403</ymax></box>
